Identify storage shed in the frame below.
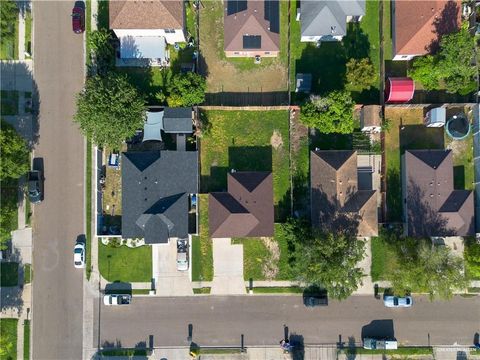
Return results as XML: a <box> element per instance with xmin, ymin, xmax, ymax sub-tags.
<box><xmin>385</xmin><ymin>77</ymin><xmax>414</xmax><ymax>103</ymax></box>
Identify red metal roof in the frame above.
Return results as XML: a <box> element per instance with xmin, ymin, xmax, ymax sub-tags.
<box><xmin>385</xmin><ymin>77</ymin><xmax>415</xmax><ymax>103</ymax></box>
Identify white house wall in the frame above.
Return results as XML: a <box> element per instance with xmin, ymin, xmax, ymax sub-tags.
<box><xmin>113</xmin><ymin>28</ymin><xmax>186</xmax><ymax>44</ymax></box>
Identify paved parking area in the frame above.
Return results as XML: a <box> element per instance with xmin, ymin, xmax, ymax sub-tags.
<box><xmin>211</xmin><ymin>238</ymin><xmax>246</xmax><ymax>295</ymax></box>
<box><xmin>152</xmin><ymin>241</ymin><xmax>193</xmax><ymax>296</ymax></box>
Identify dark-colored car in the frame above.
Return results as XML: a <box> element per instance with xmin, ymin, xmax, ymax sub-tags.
<box><xmin>27</xmin><ymin>170</ymin><xmax>43</xmax><ymax>204</ymax></box>
<box><xmin>303</xmin><ymin>286</ymin><xmax>328</xmax><ymax>307</ymax></box>
<box><xmin>72</xmin><ymin>1</ymin><xmax>85</xmax><ymax>34</ymax></box>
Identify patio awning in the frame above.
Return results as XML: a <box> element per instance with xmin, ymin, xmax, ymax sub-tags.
<box><xmin>143</xmin><ymin>111</ymin><xmax>164</xmax><ymax>142</ymax></box>
<box><xmin>385</xmin><ymin>77</ymin><xmax>415</xmax><ymax>103</ymax></box>
<box><xmin>119</xmin><ymin>35</ymin><xmax>167</xmax><ymax>59</ymax></box>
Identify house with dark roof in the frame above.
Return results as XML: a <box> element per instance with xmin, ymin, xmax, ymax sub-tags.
<box><xmin>121</xmin><ymin>151</ymin><xmax>198</xmax><ymax>244</ymax></box>
<box><xmin>402</xmin><ymin>150</ymin><xmax>474</xmax><ymax>237</ymax></box>
<box><xmin>310</xmin><ymin>150</ymin><xmax>378</xmax><ymax>237</ymax></box>
<box><xmin>109</xmin><ymin>0</ymin><xmax>186</xmax><ymax>63</ymax></box>
<box><xmin>209</xmin><ymin>172</ymin><xmax>274</xmax><ymax>238</ymax></box>
<box><xmin>224</xmin><ymin>0</ymin><xmax>280</xmax><ymax>57</ymax></box>
<box><xmin>143</xmin><ymin>107</ymin><xmax>193</xmax><ymax>147</ymax></box>
<box><xmin>299</xmin><ymin>0</ymin><xmax>365</xmax><ymax>42</ymax></box>
<box><xmin>392</xmin><ymin>0</ymin><xmax>461</xmax><ymax>60</ymax></box>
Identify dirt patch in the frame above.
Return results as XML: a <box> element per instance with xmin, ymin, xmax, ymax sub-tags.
<box><xmin>290</xmin><ymin>109</ymin><xmax>308</xmax><ymax>154</ymax></box>
<box><xmin>261</xmin><ymin>237</ymin><xmax>280</xmax><ymax>280</ymax></box>
<box><xmin>270</xmin><ymin>130</ymin><xmax>284</xmax><ymax>150</ymax></box>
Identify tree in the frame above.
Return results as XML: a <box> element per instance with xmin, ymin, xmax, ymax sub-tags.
<box><xmin>281</xmin><ymin>219</ymin><xmax>365</xmax><ymax>300</ymax></box>
<box><xmin>167</xmin><ymin>72</ymin><xmax>206</xmax><ymax>106</ymax></box>
<box><xmin>0</xmin><ymin>0</ymin><xmax>18</xmax><ymax>42</ymax></box>
<box><xmin>345</xmin><ymin>58</ymin><xmax>377</xmax><ymax>91</ymax></box>
<box><xmin>88</xmin><ymin>29</ymin><xmax>115</xmax><ymax>75</ymax></box>
<box><xmin>0</xmin><ymin>334</ymin><xmax>14</xmax><ymax>357</ymax></box>
<box><xmin>0</xmin><ymin>121</ymin><xmax>30</xmax><ymax>180</ymax></box>
<box><xmin>74</xmin><ymin>73</ymin><xmax>146</xmax><ymax>149</ymax></box>
<box><xmin>408</xmin><ymin>26</ymin><xmax>476</xmax><ymax>95</ymax></box>
<box><xmin>391</xmin><ymin>241</ymin><xmax>468</xmax><ymax>300</ymax></box>
<box><xmin>300</xmin><ymin>91</ymin><xmax>355</xmax><ymax>134</ymax></box>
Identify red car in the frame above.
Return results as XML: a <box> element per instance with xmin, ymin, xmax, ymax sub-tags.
<box><xmin>72</xmin><ymin>1</ymin><xmax>85</xmax><ymax>34</ymax></box>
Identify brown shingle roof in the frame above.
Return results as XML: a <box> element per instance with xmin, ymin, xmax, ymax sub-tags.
<box><xmin>404</xmin><ymin>150</ymin><xmax>474</xmax><ymax>236</ymax></box>
<box><xmin>109</xmin><ymin>0</ymin><xmax>184</xmax><ymax>30</ymax></box>
<box><xmin>209</xmin><ymin>172</ymin><xmax>274</xmax><ymax>238</ymax></box>
<box><xmin>310</xmin><ymin>150</ymin><xmax>378</xmax><ymax>237</ymax></box>
<box><xmin>393</xmin><ymin>0</ymin><xmax>461</xmax><ymax>56</ymax></box>
<box><xmin>224</xmin><ymin>0</ymin><xmax>280</xmax><ymax>52</ymax></box>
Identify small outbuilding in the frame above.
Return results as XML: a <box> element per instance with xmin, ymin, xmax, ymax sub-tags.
<box><xmin>424</xmin><ymin>107</ymin><xmax>446</xmax><ymax>128</ymax></box>
<box><xmin>296</xmin><ymin>73</ymin><xmax>312</xmax><ymax>93</ymax></box>
<box><xmin>360</xmin><ymin>105</ymin><xmax>382</xmax><ymax>133</ymax></box>
<box><xmin>385</xmin><ymin>77</ymin><xmax>414</xmax><ymax>103</ymax></box>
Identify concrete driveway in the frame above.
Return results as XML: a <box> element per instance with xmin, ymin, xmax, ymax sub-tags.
<box><xmin>152</xmin><ymin>241</ymin><xmax>193</xmax><ymax>296</ymax></box>
<box><xmin>211</xmin><ymin>238</ymin><xmax>246</xmax><ymax>295</ymax></box>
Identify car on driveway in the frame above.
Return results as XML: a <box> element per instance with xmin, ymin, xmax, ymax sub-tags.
<box><xmin>73</xmin><ymin>242</ymin><xmax>85</xmax><ymax>269</ymax></box>
<box><xmin>27</xmin><ymin>170</ymin><xmax>43</xmax><ymax>204</ymax></box>
<box><xmin>71</xmin><ymin>1</ymin><xmax>85</xmax><ymax>34</ymax></box>
<box><xmin>103</xmin><ymin>294</ymin><xmax>132</xmax><ymax>306</ymax></box>
<box><xmin>177</xmin><ymin>239</ymin><xmax>188</xmax><ymax>271</ymax></box>
<box><xmin>383</xmin><ymin>295</ymin><xmax>413</xmax><ymax>308</ymax></box>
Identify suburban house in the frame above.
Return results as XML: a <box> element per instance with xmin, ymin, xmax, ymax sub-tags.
<box><xmin>224</xmin><ymin>0</ymin><xmax>280</xmax><ymax>57</ymax></box>
<box><xmin>122</xmin><ymin>151</ymin><xmax>198</xmax><ymax>244</ymax></box>
<box><xmin>209</xmin><ymin>171</ymin><xmax>274</xmax><ymax>238</ymax></box>
<box><xmin>143</xmin><ymin>107</ymin><xmax>193</xmax><ymax>150</ymax></box>
<box><xmin>109</xmin><ymin>0</ymin><xmax>186</xmax><ymax>65</ymax></box>
<box><xmin>392</xmin><ymin>0</ymin><xmax>461</xmax><ymax>60</ymax></box>
<box><xmin>310</xmin><ymin>150</ymin><xmax>378</xmax><ymax>237</ymax></box>
<box><xmin>402</xmin><ymin>150</ymin><xmax>474</xmax><ymax>237</ymax></box>
<box><xmin>299</xmin><ymin>0</ymin><xmax>365</xmax><ymax>43</ymax></box>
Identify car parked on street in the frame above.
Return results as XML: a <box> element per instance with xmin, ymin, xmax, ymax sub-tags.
<box><xmin>383</xmin><ymin>295</ymin><xmax>413</xmax><ymax>308</ymax></box>
<box><xmin>71</xmin><ymin>1</ymin><xmax>85</xmax><ymax>34</ymax></box>
<box><xmin>103</xmin><ymin>294</ymin><xmax>132</xmax><ymax>306</ymax></box>
<box><xmin>177</xmin><ymin>238</ymin><xmax>188</xmax><ymax>271</ymax></box>
<box><xmin>27</xmin><ymin>170</ymin><xmax>43</xmax><ymax>204</ymax></box>
<box><xmin>303</xmin><ymin>286</ymin><xmax>328</xmax><ymax>307</ymax></box>
<box><xmin>73</xmin><ymin>242</ymin><xmax>85</xmax><ymax>269</ymax></box>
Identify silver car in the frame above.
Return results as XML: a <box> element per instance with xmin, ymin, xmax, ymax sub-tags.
<box><xmin>177</xmin><ymin>239</ymin><xmax>188</xmax><ymax>271</ymax></box>
<box><xmin>383</xmin><ymin>295</ymin><xmax>413</xmax><ymax>308</ymax></box>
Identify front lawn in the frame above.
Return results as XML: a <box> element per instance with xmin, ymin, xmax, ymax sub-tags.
<box><xmin>370</xmin><ymin>235</ymin><xmax>398</xmax><ymax>282</ymax></box>
<box><xmin>191</xmin><ymin>194</ymin><xmax>213</xmax><ymax>281</ymax></box>
<box><xmin>200</xmin><ymin>110</ymin><xmax>290</xmax><ymax>221</ymax></box>
<box><xmin>98</xmin><ymin>242</ymin><xmax>152</xmax><ymax>283</ymax></box>
<box><xmin>0</xmin><ymin>318</ymin><xmax>18</xmax><ymax>360</ymax></box>
<box><xmin>1</xmin><ymin>262</ymin><xmax>19</xmax><ymax>287</ymax></box>
<box><xmin>465</xmin><ymin>238</ymin><xmax>480</xmax><ymax>280</ymax></box>
<box><xmin>1</xmin><ymin>90</ymin><xmax>19</xmax><ymax>116</ymax></box>
<box><xmin>0</xmin><ymin>8</ymin><xmax>19</xmax><ymax>60</ymax></box>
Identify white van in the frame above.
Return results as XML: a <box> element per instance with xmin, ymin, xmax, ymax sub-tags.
<box><xmin>363</xmin><ymin>338</ymin><xmax>398</xmax><ymax>350</ymax></box>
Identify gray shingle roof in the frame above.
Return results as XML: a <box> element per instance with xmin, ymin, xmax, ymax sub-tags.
<box><xmin>122</xmin><ymin>151</ymin><xmax>198</xmax><ymax>244</ymax></box>
<box><xmin>163</xmin><ymin>107</ymin><xmax>193</xmax><ymax>133</ymax></box>
<box><xmin>301</xmin><ymin>0</ymin><xmax>365</xmax><ymax>38</ymax></box>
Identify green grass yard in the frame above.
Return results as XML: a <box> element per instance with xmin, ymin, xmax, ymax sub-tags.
<box><xmin>0</xmin><ymin>318</ymin><xmax>18</xmax><ymax>360</ymax></box>
<box><xmin>191</xmin><ymin>194</ymin><xmax>213</xmax><ymax>282</ymax></box>
<box><xmin>24</xmin><ymin>9</ymin><xmax>32</xmax><ymax>57</ymax></box>
<box><xmin>1</xmin><ymin>262</ymin><xmax>19</xmax><ymax>287</ymax></box>
<box><xmin>200</xmin><ymin>110</ymin><xmax>290</xmax><ymax>221</ymax></box>
<box><xmin>0</xmin><ymin>9</ymin><xmax>19</xmax><ymax>60</ymax></box>
<box><xmin>24</xmin><ymin>264</ymin><xmax>32</xmax><ymax>284</ymax></box>
<box><xmin>117</xmin><ymin>67</ymin><xmax>171</xmax><ymax>104</ymax></box>
<box><xmin>370</xmin><ymin>236</ymin><xmax>398</xmax><ymax>282</ymax></box>
<box><xmin>98</xmin><ymin>242</ymin><xmax>152</xmax><ymax>283</ymax></box>
<box><xmin>252</xmin><ymin>287</ymin><xmax>303</xmax><ymax>294</ymax></box>
<box><xmin>1</xmin><ymin>90</ymin><xmax>19</xmax><ymax>116</ymax></box>
<box><xmin>23</xmin><ymin>320</ymin><xmax>30</xmax><ymax>360</ymax></box>
<box><xmin>383</xmin><ymin>0</ymin><xmax>392</xmax><ymax>60</ymax></box>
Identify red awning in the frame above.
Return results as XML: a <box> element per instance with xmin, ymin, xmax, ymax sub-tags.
<box><xmin>385</xmin><ymin>77</ymin><xmax>415</xmax><ymax>103</ymax></box>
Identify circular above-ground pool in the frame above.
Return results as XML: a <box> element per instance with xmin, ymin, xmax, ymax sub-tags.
<box><xmin>445</xmin><ymin>113</ymin><xmax>470</xmax><ymax>140</ymax></box>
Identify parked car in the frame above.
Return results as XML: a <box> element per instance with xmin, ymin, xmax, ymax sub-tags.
<box><xmin>27</xmin><ymin>170</ymin><xmax>43</xmax><ymax>204</ymax></box>
<box><xmin>71</xmin><ymin>1</ymin><xmax>85</xmax><ymax>34</ymax></box>
<box><xmin>177</xmin><ymin>238</ymin><xmax>188</xmax><ymax>271</ymax></box>
<box><xmin>73</xmin><ymin>242</ymin><xmax>85</xmax><ymax>269</ymax></box>
<box><xmin>363</xmin><ymin>338</ymin><xmax>397</xmax><ymax>350</ymax></box>
<box><xmin>103</xmin><ymin>294</ymin><xmax>132</xmax><ymax>306</ymax></box>
<box><xmin>383</xmin><ymin>295</ymin><xmax>413</xmax><ymax>308</ymax></box>
<box><xmin>303</xmin><ymin>286</ymin><xmax>328</xmax><ymax>307</ymax></box>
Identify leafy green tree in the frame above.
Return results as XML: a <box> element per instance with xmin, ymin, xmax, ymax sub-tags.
<box><xmin>0</xmin><ymin>185</ymin><xmax>17</xmax><ymax>249</ymax></box>
<box><xmin>0</xmin><ymin>334</ymin><xmax>14</xmax><ymax>357</ymax></box>
<box><xmin>0</xmin><ymin>121</ymin><xmax>29</xmax><ymax>180</ymax></box>
<box><xmin>408</xmin><ymin>55</ymin><xmax>441</xmax><ymax>91</ymax></box>
<box><xmin>345</xmin><ymin>58</ymin><xmax>377</xmax><ymax>91</ymax></box>
<box><xmin>88</xmin><ymin>29</ymin><xmax>115</xmax><ymax>75</ymax></box>
<box><xmin>0</xmin><ymin>0</ymin><xmax>18</xmax><ymax>42</ymax></box>
<box><xmin>300</xmin><ymin>91</ymin><xmax>355</xmax><ymax>134</ymax></box>
<box><xmin>465</xmin><ymin>242</ymin><xmax>480</xmax><ymax>279</ymax></box>
<box><xmin>281</xmin><ymin>219</ymin><xmax>365</xmax><ymax>300</ymax></box>
<box><xmin>167</xmin><ymin>72</ymin><xmax>206</xmax><ymax>106</ymax></box>
<box><xmin>74</xmin><ymin>73</ymin><xmax>146</xmax><ymax>149</ymax></box>
<box><xmin>392</xmin><ymin>241</ymin><xmax>468</xmax><ymax>300</ymax></box>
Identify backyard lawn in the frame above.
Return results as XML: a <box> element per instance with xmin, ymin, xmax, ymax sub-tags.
<box><xmin>0</xmin><ymin>318</ymin><xmax>18</xmax><ymax>360</ymax></box>
<box><xmin>200</xmin><ymin>110</ymin><xmax>290</xmax><ymax>221</ymax></box>
<box><xmin>191</xmin><ymin>194</ymin><xmax>213</xmax><ymax>282</ymax></box>
<box><xmin>98</xmin><ymin>242</ymin><xmax>152</xmax><ymax>283</ymax></box>
<box><xmin>117</xmin><ymin>67</ymin><xmax>171</xmax><ymax>104</ymax></box>
<box><xmin>1</xmin><ymin>262</ymin><xmax>19</xmax><ymax>287</ymax></box>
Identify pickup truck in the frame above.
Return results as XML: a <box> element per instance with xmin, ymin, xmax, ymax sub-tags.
<box><xmin>27</xmin><ymin>170</ymin><xmax>43</xmax><ymax>204</ymax></box>
<box><xmin>103</xmin><ymin>294</ymin><xmax>132</xmax><ymax>306</ymax></box>
<box><xmin>363</xmin><ymin>338</ymin><xmax>397</xmax><ymax>350</ymax></box>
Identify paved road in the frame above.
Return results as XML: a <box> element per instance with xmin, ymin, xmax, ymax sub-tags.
<box><xmin>98</xmin><ymin>295</ymin><xmax>480</xmax><ymax>348</ymax></box>
<box><xmin>32</xmin><ymin>1</ymin><xmax>85</xmax><ymax>359</ymax></box>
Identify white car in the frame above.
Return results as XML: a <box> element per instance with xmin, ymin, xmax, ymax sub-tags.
<box><xmin>177</xmin><ymin>239</ymin><xmax>188</xmax><ymax>271</ymax></box>
<box><xmin>73</xmin><ymin>243</ymin><xmax>85</xmax><ymax>269</ymax></box>
<box><xmin>383</xmin><ymin>295</ymin><xmax>413</xmax><ymax>308</ymax></box>
<box><xmin>103</xmin><ymin>294</ymin><xmax>132</xmax><ymax>306</ymax></box>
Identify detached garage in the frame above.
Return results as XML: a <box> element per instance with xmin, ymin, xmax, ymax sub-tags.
<box><xmin>385</xmin><ymin>77</ymin><xmax>415</xmax><ymax>103</ymax></box>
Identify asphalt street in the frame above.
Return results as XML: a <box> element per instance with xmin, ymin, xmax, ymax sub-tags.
<box><xmin>32</xmin><ymin>1</ymin><xmax>85</xmax><ymax>359</ymax></box>
<box><xmin>98</xmin><ymin>295</ymin><xmax>480</xmax><ymax>349</ymax></box>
